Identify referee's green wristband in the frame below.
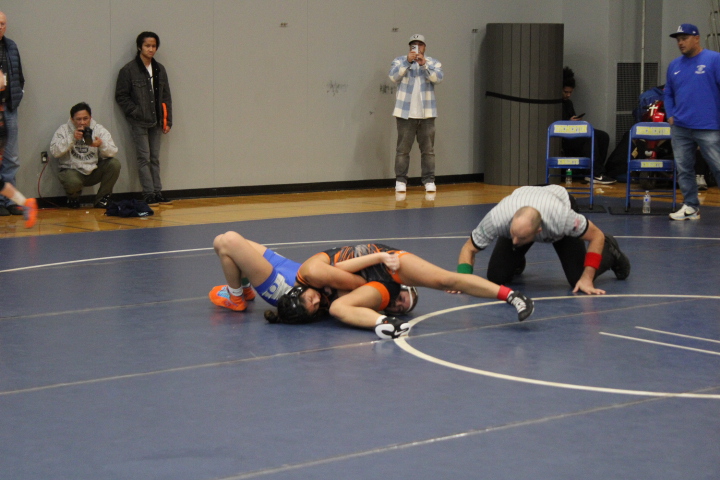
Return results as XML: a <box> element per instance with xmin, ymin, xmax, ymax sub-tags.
<box><xmin>457</xmin><ymin>263</ymin><xmax>473</xmax><ymax>274</ymax></box>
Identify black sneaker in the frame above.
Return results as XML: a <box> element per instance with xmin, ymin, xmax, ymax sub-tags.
<box><xmin>506</xmin><ymin>291</ymin><xmax>534</xmax><ymax>321</ymax></box>
<box><xmin>605</xmin><ymin>234</ymin><xmax>631</xmax><ymax>280</ymax></box>
<box><xmin>154</xmin><ymin>192</ymin><xmax>173</xmax><ymax>205</ymax></box>
<box><xmin>594</xmin><ymin>175</ymin><xmax>617</xmax><ymax>185</ymax></box>
<box><xmin>67</xmin><ymin>197</ymin><xmax>80</xmax><ymax>209</ymax></box>
<box><xmin>375</xmin><ymin>316</ymin><xmax>410</xmax><ymax>339</ymax></box>
<box><xmin>94</xmin><ymin>194</ymin><xmax>112</xmax><ymax>209</ymax></box>
<box><xmin>143</xmin><ymin>193</ymin><xmax>159</xmax><ymax>207</ymax></box>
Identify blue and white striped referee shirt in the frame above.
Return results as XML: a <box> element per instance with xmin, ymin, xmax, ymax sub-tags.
<box><xmin>389</xmin><ymin>55</ymin><xmax>443</xmax><ymax>119</ymax></box>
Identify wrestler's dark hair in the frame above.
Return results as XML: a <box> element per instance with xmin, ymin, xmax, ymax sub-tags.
<box><xmin>70</xmin><ymin>102</ymin><xmax>92</xmax><ymax>118</ymax></box>
<box><xmin>265</xmin><ymin>285</ymin><xmax>318</xmax><ymax>325</ymax></box>
<box><xmin>136</xmin><ymin>31</ymin><xmax>161</xmax><ymax>54</ymax></box>
<box><xmin>563</xmin><ymin>66</ymin><xmax>575</xmax><ymax>89</ymax></box>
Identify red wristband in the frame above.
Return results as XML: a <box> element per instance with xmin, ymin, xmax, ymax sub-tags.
<box><xmin>497</xmin><ymin>285</ymin><xmax>512</xmax><ymax>301</ymax></box>
<box><xmin>584</xmin><ymin>252</ymin><xmax>602</xmax><ymax>270</ymax></box>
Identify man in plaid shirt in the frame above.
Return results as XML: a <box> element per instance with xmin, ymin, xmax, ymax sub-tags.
<box><xmin>389</xmin><ymin>34</ymin><xmax>443</xmax><ymax>194</ymax></box>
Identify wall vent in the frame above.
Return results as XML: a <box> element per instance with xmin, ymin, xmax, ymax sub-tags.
<box><xmin>615</xmin><ymin>62</ymin><xmax>659</xmax><ymax>140</ymax></box>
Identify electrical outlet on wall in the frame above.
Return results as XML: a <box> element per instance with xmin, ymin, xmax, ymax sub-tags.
<box><xmin>41</xmin><ymin>151</ymin><xmax>48</xmax><ymax>163</ymax></box>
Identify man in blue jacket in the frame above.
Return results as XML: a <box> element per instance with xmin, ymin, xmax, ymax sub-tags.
<box><xmin>0</xmin><ymin>11</ymin><xmax>25</xmax><ymax>217</ymax></box>
<box><xmin>665</xmin><ymin>23</ymin><xmax>720</xmax><ymax>220</ymax></box>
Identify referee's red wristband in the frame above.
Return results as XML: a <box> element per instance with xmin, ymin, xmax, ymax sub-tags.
<box><xmin>584</xmin><ymin>252</ymin><xmax>602</xmax><ymax>270</ymax></box>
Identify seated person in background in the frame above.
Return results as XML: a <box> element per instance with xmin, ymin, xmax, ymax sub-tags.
<box><xmin>49</xmin><ymin>102</ymin><xmax>120</xmax><ymax>209</ymax></box>
<box><xmin>562</xmin><ymin>67</ymin><xmax>616</xmax><ymax>185</ymax></box>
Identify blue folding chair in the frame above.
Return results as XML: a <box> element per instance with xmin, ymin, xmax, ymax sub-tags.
<box><xmin>625</xmin><ymin>122</ymin><xmax>676</xmax><ymax>211</ymax></box>
<box><xmin>545</xmin><ymin>121</ymin><xmax>594</xmax><ymax>208</ymax></box>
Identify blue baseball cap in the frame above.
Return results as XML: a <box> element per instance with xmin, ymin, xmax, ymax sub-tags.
<box><xmin>670</xmin><ymin>23</ymin><xmax>699</xmax><ymax>38</ymax></box>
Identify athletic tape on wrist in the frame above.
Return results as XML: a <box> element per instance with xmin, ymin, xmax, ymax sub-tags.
<box><xmin>457</xmin><ymin>263</ymin><xmax>473</xmax><ymax>274</ymax></box>
<box><xmin>584</xmin><ymin>252</ymin><xmax>602</xmax><ymax>270</ymax></box>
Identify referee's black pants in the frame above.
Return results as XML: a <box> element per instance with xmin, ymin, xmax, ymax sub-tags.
<box><xmin>485</xmin><ymin>191</ymin><xmax>615</xmax><ymax>287</ymax></box>
<box><xmin>486</xmin><ymin>236</ymin><xmax>615</xmax><ymax>287</ymax></box>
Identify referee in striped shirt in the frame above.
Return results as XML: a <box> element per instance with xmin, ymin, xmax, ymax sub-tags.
<box><xmin>457</xmin><ymin>185</ymin><xmax>630</xmax><ymax>295</ymax></box>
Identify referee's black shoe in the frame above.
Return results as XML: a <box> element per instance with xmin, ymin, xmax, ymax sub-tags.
<box><xmin>605</xmin><ymin>234</ymin><xmax>631</xmax><ymax>280</ymax></box>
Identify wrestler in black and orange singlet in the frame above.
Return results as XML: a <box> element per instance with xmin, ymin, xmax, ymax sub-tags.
<box><xmin>297</xmin><ymin>244</ymin><xmax>410</xmax><ymax>310</ymax></box>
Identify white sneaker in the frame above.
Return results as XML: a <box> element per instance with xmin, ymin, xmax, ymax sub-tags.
<box><xmin>424</xmin><ymin>182</ymin><xmax>436</xmax><ymax>192</ymax></box>
<box><xmin>395</xmin><ymin>181</ymin><xmax>406</xmax><ymax>193</ymax></box>
<box><xmin>669</xmin><ymin>204</ymin><xmax>700</xmax><ymax>221</ymax></box>
<box><xmin>697</xmin><ymin>175</ymin><xmax>708</xmax><ymax>191</ymax></box>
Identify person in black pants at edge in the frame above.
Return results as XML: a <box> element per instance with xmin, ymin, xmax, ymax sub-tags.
<box><xmin>562</xmin><ymin>67</ymin><xmax>616</xmax><ymax>185</ymax></box>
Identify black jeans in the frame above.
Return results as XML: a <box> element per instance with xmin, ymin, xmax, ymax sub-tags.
<box><xmin>562</xmin><ymin>128</ymin><xmax>610</xmax><ymax>176</ymax></box>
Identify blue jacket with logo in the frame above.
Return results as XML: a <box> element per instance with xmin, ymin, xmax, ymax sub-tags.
<box><xmin>665</xmin><ymin>49</ymin><xmax>720</xmax><ymax>130</ymax></box>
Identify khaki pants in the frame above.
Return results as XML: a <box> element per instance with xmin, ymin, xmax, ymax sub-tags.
<box><xmin>58</xmin><ymin>157</ymin><xmax>121</xmax><ymax>203</ymax></box>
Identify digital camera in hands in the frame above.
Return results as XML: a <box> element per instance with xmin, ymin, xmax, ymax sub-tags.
<box><xmin>82</xmin><ymin>127</ymin><xmax>93</xmax><ymax>144</ymax></box>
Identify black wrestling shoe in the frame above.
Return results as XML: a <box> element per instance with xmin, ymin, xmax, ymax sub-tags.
<box><xmin>605</xmin><ymin>234</ymin><xmax>631</xmax><ymax>280</ymax></box>
<box><xmin>506</xmin><ymin>291</ymin><xmax>534</xmax><ymax>322</ymax></box>
<box><xmin>375</xmin><ymin>316</ymin><xmax>410</xmax><ymax>339</ymax></box>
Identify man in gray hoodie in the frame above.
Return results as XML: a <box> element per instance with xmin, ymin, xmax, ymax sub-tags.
<box><xmin>49</xmin><ymin>102</ymin><xmax>120</xmax><ymax>209</ymax></box>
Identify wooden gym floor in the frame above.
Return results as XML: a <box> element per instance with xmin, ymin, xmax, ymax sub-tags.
<box><xmin>2</xmin><ymin>181</ymin><xmax>720</xmax><ymax>238</ymax></box>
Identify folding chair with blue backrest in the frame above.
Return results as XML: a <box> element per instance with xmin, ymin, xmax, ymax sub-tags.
<box><xmin>625</xmin><ymin>122</ymin><xmax>676</xmax><ymax>211</ymax></box>
<box><xmin>545</xmin><ymin>121</ymin><xmax>594</xmax><ymax>208</ymax></box>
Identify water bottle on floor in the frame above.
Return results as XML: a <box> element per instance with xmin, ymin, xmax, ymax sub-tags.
<box><xmin>642</xmin><ymin>191</ymin><xmax>651</xmax><ymax>214</ymax></box>
<box><xmin>565</xmin><ymin>168</ymin><xmax>572</xmax><ymax>186</ymax></box>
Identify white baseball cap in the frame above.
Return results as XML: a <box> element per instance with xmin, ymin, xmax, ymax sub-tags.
<box><xmin>409</xmin><ymin>34</ymin><xmax>426</xmax><ymax>45</ymax></box>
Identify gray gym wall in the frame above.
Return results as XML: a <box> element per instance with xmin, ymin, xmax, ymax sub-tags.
<box><xmin>1</xmin><ymin>0</ymin><xmax>710</xmax><ymax>199</ymax></box>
